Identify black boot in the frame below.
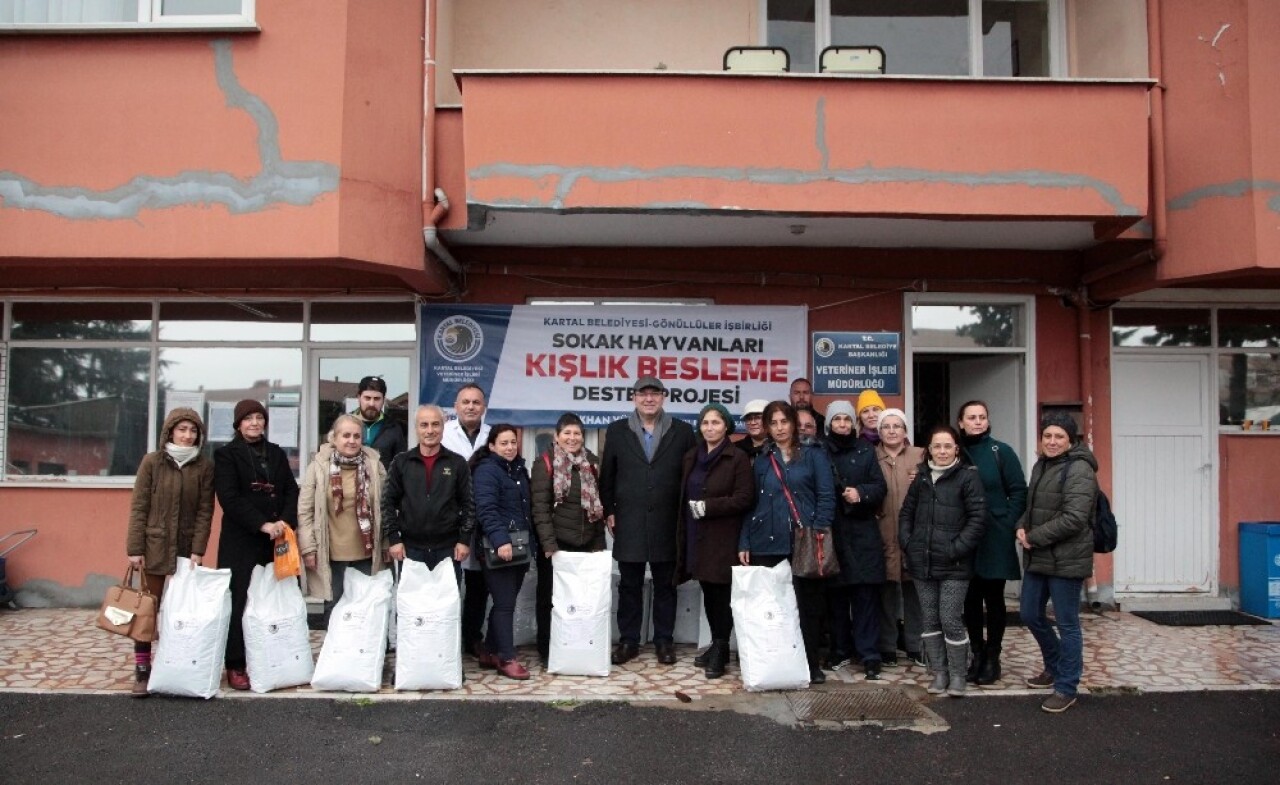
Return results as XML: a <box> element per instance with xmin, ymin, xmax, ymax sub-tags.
<box><xmin>965</xmin><ymin>643</ymin><xmax>985</xmax><ymax>684</ymax></box>
<box><xmin>693</xmin><ymin>646</ymin><xmax>712</xmax><ymax>667</ymax></box>
<box><xmin>976</xmin><ymin>644</ymin><xmax>1002</xmax><ymax>685</ymax></box>
<box><xmin>704</xmin><ymin>639</ymin><xmax>729</xmax><ymax>679</ymax></box>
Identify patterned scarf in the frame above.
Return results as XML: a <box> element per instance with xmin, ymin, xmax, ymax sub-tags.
<box><xmin>552</xmin><ymin>444</ymin><xmax>604</xmax><ymax>522</ymax></box>
<box><xmin>330</xmin><ymin>449</ymin><xmax>374</xmax><ymax>553</ymax></box>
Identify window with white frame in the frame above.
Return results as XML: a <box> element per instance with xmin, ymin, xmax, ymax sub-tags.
<box><xmin>0</xmin><ymin>0</ymin><xmax>256</xmax><ymax>32</ymax></box>
<box><xmin>2</xmin><ymin>299</ymin><xmax>415</xmax><ymax>480</ymax></box>
<box><xmin>765</xmin><ymin>0</ymin><xmax>1059</xmax><ymax>76</ymax></box>
<box><xmin>1112</xmin><ymin>306</ymin><xmax>1280</xmax><ymax>429</ymax></box>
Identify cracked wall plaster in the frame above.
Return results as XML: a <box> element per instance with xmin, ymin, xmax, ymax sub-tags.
<box><xmin>0</xmin><ymin>40</ymin><xmax>339</xmax><ymax>220</ymax></box>
<box><xmin>1169</xmin><ymin>179</ymin><xmax>1280</xmax><ymax>213</ymax></box>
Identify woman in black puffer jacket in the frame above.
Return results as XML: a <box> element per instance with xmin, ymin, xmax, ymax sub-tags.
<box><xmin>1016</xmin><ymin>412</ymin><xmax>1097</xmax><ymax>714</ymax></box>
<box><xmin>899</xmin><ymin>424</ymin><xmax>985</xmax><ymax>698</ymax></box>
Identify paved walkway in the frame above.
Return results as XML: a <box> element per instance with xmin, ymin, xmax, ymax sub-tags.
<box><xmin>1</xmin><ymin>608</ymin><xmax>1277</xmax><ymax>700</ymax></box>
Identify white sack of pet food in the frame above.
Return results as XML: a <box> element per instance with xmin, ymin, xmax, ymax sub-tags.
<box><xmin>394</xmin><ymin>557</ymin><xmax>462</xmax><ymax>691</ymax></box>
<box><xmin>730</xmin><ymin>561</ymin><xmax>809</xmax><ymax>692</ymax></box>
<box><xmin>548</xmin><ymin>550</ymin><xmax>612</xmax><ymax>677</ymax></box>
<box><xmin>243</xmin><ymin>564</ymin><xmax>314</xmax><ymax>693</ymax></box>
<box><xmin>149</xmin><ymin>558</ymin><xmax>232</xmax><ymax>699</ymax></box>
<box><xmin>311</xmin><ymin>567</ymin><xmax>393</xmax><ymax>692</ymax></box>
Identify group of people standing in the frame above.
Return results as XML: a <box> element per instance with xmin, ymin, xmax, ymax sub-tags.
<box><xmin>124</xmin><ymin>372</ymin><xmax>1099</xmax><ymax>713</ymax></box>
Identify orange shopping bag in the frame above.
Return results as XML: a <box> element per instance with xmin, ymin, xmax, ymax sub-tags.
<box><xmin>273</xmin><ymin>525</ymin><xmax>301</xmax><ymax>580</ymax></box>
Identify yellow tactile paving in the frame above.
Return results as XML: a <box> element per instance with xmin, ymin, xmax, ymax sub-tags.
<box><xmin>0</xmin><ymin>609</ymin><xmax>1276</xmax><ymax>699</ymax></box>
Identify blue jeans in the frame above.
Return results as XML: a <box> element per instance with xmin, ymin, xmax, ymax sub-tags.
<box><xmin>483</xmin><ymin>562</ymin><xmax>530</xmax><ymax>661</ymax></box>
<box><xmin>1020</xmin><ymin>572</ymin><xmax>1084</xmax><ymax>697</ymax></box>
<box><xmin>404</xmin><ymin>545</ymin><xmax>463</xmax><ymax>585</ymax></box>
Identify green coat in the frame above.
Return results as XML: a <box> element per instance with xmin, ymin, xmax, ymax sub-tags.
<box><xmin>960</xmin><ymin>434</ymin><xmax>1028</xmax><ymax>580</ymax></box>
<box><xmin>1018</xmin><ymin>443</ymin><xmax>1098</xmax><ymax>580</ymax></box>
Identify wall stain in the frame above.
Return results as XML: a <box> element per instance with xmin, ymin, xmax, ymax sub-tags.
<box><xmin>471</xmin><ymin>95</ymin><xmax>1139</xmax><ymax>215</ymax></box>
<box><xmin>0</xmin><ymin>40</ymin><xmax>338</xmax><ymax>220</ymax></box>
<box><xmin>1169</xmin><ymin>179</ymin><xmax>1280</xmax><ymax>213</ymax></box>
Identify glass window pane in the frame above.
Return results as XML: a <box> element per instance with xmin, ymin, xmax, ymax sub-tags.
<box><xmin>160</xmin><ymin>0</ymin><xmax>241</xmax><ymax>15</ymax></box>
<box><xmin>1219</xmin><ymin>353</ymin><xmax>1280</xmax><ymax>427</ymax></box>
<box><xmin>310</xmin><ymin>301</ymin><xmax>417</xmax><ymax>342</ymax></box>
<box><xmin>11</xmin><ymin>302</ymin><xmax>151</xmax><ymax>341</ymax></box>
<box><xmin>911</xmin><ymin>304</ymin><xmax>1024</xmax><ymax>348</ymax></box>
<box><xmin>1218</xmin><ymin>309</ymin><xmax>1280</xmax><ymax>348</ymax></box>
<box><xmin>767</xmin><ymin>0</ymin><xmax>816</xmax><ymax>73</ymax></box>
<box><xmin>159</xmin><ymin>301</ymin><xmax>303</xmax><ymax>342</ymax></box>
<box><xmin>831</xmin><ymin>0</ymin><xmax>969</xmax><ymax>76</ymax></box>
<box><xmin>158</xmin><ymin>347</ymin><xmax>304</xmax><ymax>472</ymax></box>
<box><xmin>6</xmin><ymin>348</ymin><xmax>151</xmax><ymax>477</ymax></box>
<box><xmin>982</xmin><ymin>1</ymin><xmax>1050</xmax><ymax>77</ymax></box>
<box><xmin>1</xmin><ymin>1</ymin><xmax>138</xmax><ymax>23</ymax></box>
<box><xmin>1111</xmin><ymin>308</ymin><xmax>1210</xmax><ymax>347</ymax></box>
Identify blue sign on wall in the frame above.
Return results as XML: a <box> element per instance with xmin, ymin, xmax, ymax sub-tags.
<box><xmin>811</xmin><ymin>332</ymin><xmax>901</xmax><ymax>396</ymax></box>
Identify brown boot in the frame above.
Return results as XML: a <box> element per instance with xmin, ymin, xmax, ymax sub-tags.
<box><xmin>131</xmin><ymin>665</ymin><xmax>150</xmax><ymax>698</ymax></box>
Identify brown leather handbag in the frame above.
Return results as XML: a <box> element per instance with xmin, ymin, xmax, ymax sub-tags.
<box><xmin>96</xmin><ymin>565</ymin><xmax>158</xmax><ymax>642</ymax></box>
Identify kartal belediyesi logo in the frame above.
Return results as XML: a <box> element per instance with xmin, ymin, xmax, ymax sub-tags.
<box><xmin>435</xmin><ymin>316</ymin><xmax>484</xmax><ymax>363</ymax></box>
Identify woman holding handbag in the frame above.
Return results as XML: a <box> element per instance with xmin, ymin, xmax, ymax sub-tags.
<box><xmin>124</xmin><ymin>407</ymin><xmax>215</xmax><ymax>697</ymax></box>
<box><xmin>471</xmin><ymin>424</ymin><xmax>533</xmax><ymax>680</ymax></box>
<box><xmin>215</xmin><ymin>399</ymin><xmax>299</xmax><ymax>692</ymax></box>
<box><xmin>957</xmin><ymin>400</ymin><xmax>1028</xmax><ymax>685</ymax></box>
<box><xmin>676</xmin><ymin>402</ymin><xmax>754</xmax><ymax>679</ymax></box>
<box><xmin>531</xmin><ymin>413</ymin><xmax>606</xmax><ymax>667</ymax></box>
<box><xmin>297</xmin><ymin>414</ymin><xmax>388</xmax><ymax>627</ymax></box>
<box><xmin>738</xmin><ymin>401</ymin><xmax>836</xmax><ymax>685</ymax></box>
<box><xmin>898</xmin><ymin>424</ymin><xmax>986</xmax><ymax>697</ymax></box>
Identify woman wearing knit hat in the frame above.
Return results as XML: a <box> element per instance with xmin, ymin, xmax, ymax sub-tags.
<box><xmin>822</xmin><ymin>400</ymin><xmax>888</xmax><ymax>680</ymax></box>
<box><xmin>1016</xmin><ymin>411</ymin><xmax>1097</xmax><ymax>713</ymax></box>
<box><xmin>956</xmin><ymin>400</ymin><xmax>1028</xmax><ymax>686</ymax></box>
<box><xmin>873</xmin><ymin>408</ymin><xmax>926</xmax><ymax>666</ymax></box>
<box><xmin>214</xmin><ymin>399</ymin><xmax>299</xmax><ymax>691</ymax></box>
<box><xmin>124</xmin><ymin>407</ymin><xmax>215</xmax><ymax>697</ymax></box>
<box><xmin>676</xmin><ymin>402</ymin><xmax>754</xmax><ymax>679</ymax></box>
<box><xmin>856</xmin><ymin>390</ymin><xmax>886</xmax><ymax>446</ymax></box>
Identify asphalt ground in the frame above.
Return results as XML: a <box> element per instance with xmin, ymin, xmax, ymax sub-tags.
<box><xmin>1</xmin><ymin>690</ymin><xmax>1276</xmax><ymax>784</ymax></box>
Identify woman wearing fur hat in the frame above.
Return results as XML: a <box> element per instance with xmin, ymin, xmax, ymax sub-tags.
<box><xmin>874</xmin><ymin>408</ymin><xmax>926</xmax><ymax>666</ymax></box>
<box><xmin>956</xmin><ymin>400</ymin><xmax>1028</xmax><ymax>686</ymax></box>
<box><xmin>677</xmin><ymin>403</ymin><xmax>754</xmax><ymax>679</ymax></box>
<box><xmin>214</xmin><ymin>399</ymin><xmax>299</xmax><ymax>691</ymax></box>
<box><xmin>125</xmin><ymin>407</ymin><xmax>215</xmax><ymax>697</ymax></box>
<box><xmin>1017</xmin><ymin>412</ymin><xmax>1097</xmax><ymax>713</ymax></box>
<box><xmin>298</xmin><ymin>414</ymin><xmax>388</xmax><ymax>628</ymax></box>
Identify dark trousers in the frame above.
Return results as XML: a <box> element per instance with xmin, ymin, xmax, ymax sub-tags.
<box><xmin>699</xmin><ymin>580</ymin><xmax>733</xmax><ymax>641</ymax></box>
<box><xmin>134</xmin><ymin>571</ymin><xmax>171</xmax><ymax>655</ymax></box>
<box><xmin>462</xmin><ymin>567</ymin><xmax>489</xmax><ymax>649</ymax></box>
<box><xmin>224</xmin><ymin>554</ymin><xmax>272</xmax><ymax>670</ymax></box>
<box><xmin>617</xmin><ymin>560</ymin><xmax>676</xmax><ymax>645</ymax></box>
<box><xmin>404</xmin><ymin>545</ymin><xmax>462</xmax><ymax>585</ymax></box>
<box><xmin>828</xmin><ymin>583</ymin><xmax>882</xmax><ymax>664</ymax></box>
<box><xmin>482</xmin><ymin>562</ymin><xmax>530</xmax><ymax>661</ymax></box>
<box><xmin>964</xmin><ymin>577</ymin><xmax>1008</xmax><ymax>649</ymax></box>
<box><xmin>536</xmin><ymin>543</ymin><xmax>597</xmax><ymax>659</ymax></box>
<box><xmin>751</xmin><ymin>554</ymin><xmax>825</xmax><ymax>666</ymax></box>
<box><xmin>322</xmin><ymin>558</ymin><xmax>373</xmax><ymax>628</ymax></box>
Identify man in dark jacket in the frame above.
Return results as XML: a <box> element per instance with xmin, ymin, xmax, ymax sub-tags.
<box><xmin>354</xmin><ymin>375</ymin><xmax>407</xmax><ymax>470</ymax></box>
<box><xmin>600</xmin><ymin>377</ymin><xmax>696</xmax><ymax>665</ymax></box>
<box><xmin>383</xmin><ymin>404</ymin><xmax>475</xmax><ymax>583</ymax></box>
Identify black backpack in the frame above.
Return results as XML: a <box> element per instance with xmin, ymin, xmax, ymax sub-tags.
<box><xmin>1058</xmin><ymin>458</ymin><xmax>1118</xmax><ymax>554</ymax></box>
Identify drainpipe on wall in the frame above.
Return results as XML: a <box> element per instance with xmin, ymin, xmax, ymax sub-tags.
<box><xmin>1147</xmin><ymin>0</ymin><xmax>1168</xmax><ymax>262</ymax></box>
<box><xmin>424</xmin><ymin>188</ymin><xmax>462</xmax><ymax>274</ymax></box>
<box><xmin>421</xmin><ymin>0</ymin><xmax>462</xmax><ymax>278</ymax></box>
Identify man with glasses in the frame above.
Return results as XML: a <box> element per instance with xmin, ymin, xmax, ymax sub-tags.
<box><xmin>600</xmin><ymin>377</ymin><xmax>695</xmax><ymax>666</ymax></box>
<box><xmin>354</xmin><ymin>376</ymin><xmax>406</xmax><ymax>470</ymax></box>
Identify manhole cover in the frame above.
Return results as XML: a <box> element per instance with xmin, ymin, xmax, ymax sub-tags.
<box><xmin>785</xmin><ymin>688</ymin><xmax>934</xmax><ymax>724</ymax></box>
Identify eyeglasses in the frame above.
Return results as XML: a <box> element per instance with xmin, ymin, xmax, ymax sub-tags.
<box><xmin>880</xmin><ymin>423</ymin><xmax>905</xmax><ymax>431</ymax></box>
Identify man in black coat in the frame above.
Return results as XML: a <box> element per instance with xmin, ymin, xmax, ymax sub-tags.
<box><xmin>600</xmin><ymin>377</ymin><xmax>696</xmax><ymax>665</ymax></box>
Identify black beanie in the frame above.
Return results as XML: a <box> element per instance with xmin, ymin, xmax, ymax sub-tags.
<box><xmin>1039</xmin><ymin>410</ymin><xmax>1078</xmax><ymax>440</ymax></box>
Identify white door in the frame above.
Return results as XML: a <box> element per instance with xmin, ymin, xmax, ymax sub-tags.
<box><xmin>950</xmin><ymin>355</ymin><xmax>1028</xmax><ymax>467</ymax></box>
<box><xmin>1112</xmin><ymin>355</ymin><xmax>1216</xmax><ymax>594</ymax></box>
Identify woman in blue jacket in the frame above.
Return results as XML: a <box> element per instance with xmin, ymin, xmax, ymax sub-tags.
<box><xmin>471</xmin><ymin>424</ymin><xmax>533</xmax><ymax>680</ymax></box>
<box><xmin>738</xmin><ymin>401</ymin><xmax>836</xmax><ymax>684</ymax></box>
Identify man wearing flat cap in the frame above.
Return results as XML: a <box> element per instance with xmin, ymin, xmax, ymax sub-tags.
<box><xmin>600</xmin><ymin>376</ymin><xmax>696</xmax><ymax>666</ymax></box>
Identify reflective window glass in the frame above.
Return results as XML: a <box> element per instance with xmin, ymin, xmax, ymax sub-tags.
<box><xmin>11</xmin><ymin>302</ymin><xmax>151</xmax><ymax>341</ymax></box>
<box><xmin>1112</xmin><ymin>308</ymin><xmax>1211</xmax><ymax>347</ymax></box>
<box><xmin>1219</xmin><ymin>353</ymin><xmax>1280</xmax><ymax>427</ymax></box>
<box><xmin>158</xmin><ymin>347</ymin><xmax>304</xmax><ymax>472</ymax></box>
<box><xmin>911</xmin><ymin>304</ymin><xmax>1024</xmax><ymax>348</ymax></box>
<box><xmin>766</xmin><ymin>0</ymin><xmax>816</xmax><ymax>73</ymax></box>
<box><xmin>158</xmin><ymin>302</ymin><xmax>303</xmax><ymax>342</ymax></box>
<box><xmin>160</xmin><ymin>0</ymin><xmax>242</xmax><ymax>14</ymax></box>
<box><xmin>1218</xmin><ymin>309</ymin><xmax>1280</xmax><ymax>348</ymax></box>
<box><xmin>6</xmin><ymin>347</ymin><xmax>151</xmax><ymax>476</ymax></box>
<box><xmin>831</xmin><ymin>0</ymin><xmax>969</xmax><ymax>76</ymax></box>
<box><xmin>982</xmin><ymin>1</ymin><xmax>1050</xmax><ymax>77</ymax></box>
<box><xmin>310</xmin><ymin>301</ymin><xmax>416</xmax><ymax>342</ymax></box>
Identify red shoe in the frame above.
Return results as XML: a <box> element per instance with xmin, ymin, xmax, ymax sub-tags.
<box><xmin>497</xmin><ymin>658</ymin><xmax>530</xmax><ymax>680</ymax></box>
<box><xmin>227</xmin><ymin>668</ymin><xmax>251</xmax><ymax>691</ymax></box>
<box><xmin>476</xmin><ymin>647</ymin><xmax>499</xmax><ymax>670</ymax></box>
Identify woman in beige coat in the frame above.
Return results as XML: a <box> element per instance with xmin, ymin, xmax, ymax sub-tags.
<box><xmin>298</xmin><ymin>414</ymin><xmax>387</xmax><ymax>625</ymax></box>
<box><xmin>874</xmin><ymin>408</ymin><xmax>926</xmax><ymax>666</ymax></box>
<box><xmin>125</xmin><ymin>407</ymin><xmax>215</xmax><ymax>697</ymax></box>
